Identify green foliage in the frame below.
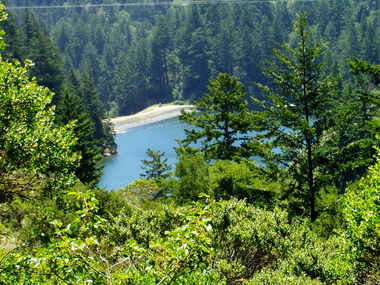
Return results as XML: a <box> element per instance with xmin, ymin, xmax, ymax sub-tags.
<box><xmin>56</xmin><ymin>88</ymin><xmax>104</xmax><ymax>185</ymax></box>
<box><xmin>0</xmin><ymin>55</ymin><xmax>79</xmax><ymax>202</ymax></box>
<box><xmin>212</xmin><ymin>201</ymin><xmax>295</xmax><ymax>282</ymax></box>
<box><xmin>339</xmin><ymin>58</ymin><xmax>380</xmax><ymax>185</ymax></box>
<box><xmin>246</xmin><ymin>270</ymin><xmax>323</xmax><ymax>285</ymax></box>
<box><xmin>21</xmin><ymin>9</ymin><xmax>64</xmax><ymax>101</ymax></box>
<box><xmin>0</xmin><ymin>191</ymin><xmax>218</xmax><ymax>284</ymax></box>
<box><xmin>2</xmin><ymin>4</ymin><xmax>380</xmax><ymax>285</ymax></box>
<box><xmin>0</xmin><ymin>5</ymin><xmax>7</xmax><ymax>51</ymax></box>
<box><xmin>140</xmin><ymin>148</ymin><xmax>172</xmax><ymax>181</ymax></box>
<box><xmin>107</xmin><ymin>202</ymin><xmax>182</xmax><ymax>248</ymax></box>
<box><xmin>78</xmin><ymin>71</ymin><xmax>116</xmax><ymax>154</ymax></box>
<box><xmin>343</xmin><ymin>156</ymin><xmax>380</xmax><ymax>283</ymax></box>
<box><xmin>211</xmin><ymin>199</ymin><xmax>354</xmax><ymax>284</ymax></box>
<box><xmin>125</xmin><ymin>195</ymin><xmax>216</xmax><ymax>284</ymax></box>
<box><xmin>169</xmin><ymin>155</ymin><xmax>279</xmax><ymax>206</ymax></box>
<box><xmin>348</xmin><ymin>57</ymin><xmax>380</xmax><ymax>85</ymax></box>
<box><xmin>252</xmin><ymin>13</ymin><xmax>342</xmax><ymax>222</ymax></box>
<box><xmin>176</xmin><ymin>5</ymin><xmax>210</xmax><ymax>100</ymax></box>
<box><xmin>0</xmin><ymin>188</ymin><xmax>356</xmax><ymax>284</ymax></box>
<box><xmin>0</xmin><ymin>191</ymin><xmax>111</xmax><ymax>284</ymax></box>
<box><xmin>178</xmin><ymin>73</ymin><xmax>253</xmax><ymax>160</ymax></box>
<box><xmin>0</xmin><ymin>10</ymin><xmax>23</xmax><ymax>62</ymax></box>
<box><xmin>116</xmin><ymin>179</ymin><xmax>161</xmax><ymax>207</ymax></box>
<box><xmin>208</xmin><ymin>160</ymin><xmax>278</xmax><ymax>207</ymax></box>
<box><xmin>148</xmin><ymin>15</ymin><xmax>171</xmax><ymax>102</ymax></box>
<box><xmin>103</xmin><ymin>195</ymin><xmax>220</xmax><ymax>283</ymax></box>
<box><xmin>168</xmin><ymin>152</ymin><xmax>210</xmax><ymax>203</ymax></box>
<box><xmin>92</xmin><ymin>187</ymin><xmax>132</xmax><ymax>220</ymax></box>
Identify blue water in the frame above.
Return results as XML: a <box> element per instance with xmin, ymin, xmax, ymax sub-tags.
<box><xmin>98</xmin><ymin>117</ymin><xmax>188</xmax><ymax>190</ymax></box>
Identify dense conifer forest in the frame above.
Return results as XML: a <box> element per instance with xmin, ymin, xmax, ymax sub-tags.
<box><xmin>1</xmin><ymin>0</ymin><xmax>380</xmax><ymax>284</ymax></box>
<box><xmin>3</xmin><ymin>0</ymin><xmax>380</xmax><ymax>114</ymax></box>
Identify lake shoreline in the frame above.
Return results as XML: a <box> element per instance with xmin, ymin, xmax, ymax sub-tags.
<box><xmin>110</xmin><ymin>105</ymin><xmax>195</xmax><ymax>133</ymax></box>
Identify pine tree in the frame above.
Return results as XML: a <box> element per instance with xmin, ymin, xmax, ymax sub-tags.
<box><xmin>0</xmin><ymin>11</ymin><xmax>24</xmax><ymax>61</ymax></box>
<box><xmin>140</xmin><ymin>148</ymin><xmax>172</xmax><ymax>181</ymax></box>
<box><xmin>78</xmin><ymin>71</ymin><xmax>117</xmax><ymax>155</ymax></box>
<box><xmin>338</xmin><ymin>57</ymin><xmax>380</xmax><ymax>185</ymax></box>
<box><xmin>252</xmin><ymin>14</ymin><xmax>341</xmax><ymax>222</ymax></box>
<box><xmin>55</xmin><ymin>89</ymin><xmax>103</xmax><ymax>185</ymax></box>
<box><xmin>176</xmin><ymin>5</ymin><xmax>210</xmax><ymax>99</ymax></box>
<box><xmin>114</xmin><ymin>40</ymin><xmax>149</xmax><ymax>115</ymax></box>
<box><xmin>209</xmin><ymin>10</ymin><xmax>236</xmax><ymax>77</ymax></box>
<box><xmin>148</xmin><ymin>15</ymin><xmax>171</xmax><ymax>102</ymax></box>
<box><xmin>21</xmin><ymin>9</ymin><xmax>63</xmax><ymax>103</ymax></box>
<box><xmin>178</xmin><ymin>73</ymin><xmax>253</xmax><ymax>160</ymax></box>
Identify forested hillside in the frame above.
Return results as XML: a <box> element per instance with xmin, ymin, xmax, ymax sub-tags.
<box><xmin>3</xmin><ymin>0</ymin><xmax>380</xmax><ymax>115</ymax></box>
<box><xmin>2</xmin><ymin>1</ymin><xmax>380</xmax><ymax>284</ymax></box>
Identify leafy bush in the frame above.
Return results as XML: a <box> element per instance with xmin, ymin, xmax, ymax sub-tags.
<box><xmin>0</xmin><ymin>192</ymin><xmax>219</xmax><ymax>284</ymax></box>
<box><xmin>168</xmin><ymin>153</ymin><xmax>210</xmax><ymax>202</ymax></box>
<box><xmin>208</xmin><ymin>160</ymin><xmax>278</xmax><ymax>207</ymax></box>
<box><xmin>210</xmin><ymin>199</ymin><xmax>354</xmax><ymax>284</ymax></box>
<box><xmin>0</xmin><ymin>190</ymin><xmax>357</xmax><ymax>284</ymax></box>
<box><xmin>169</xmin><ymin>157</ymin><xmax>279</xmax><ymax>207</ymax></box>
<box><xmin>343</xmin><ymin>157</ymin><xmax>380</xmax><ymax>283</ymax></box>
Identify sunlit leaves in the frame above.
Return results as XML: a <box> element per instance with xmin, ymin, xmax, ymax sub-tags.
<box><xmin>0</xmin><ymin>50</ymin><xmax>79</xmax><ymax>202</ymax></box>
<box><xmin>343</xmin><ymin>157</ymin><xmax>380</xmax><ymax>282</ymax></box>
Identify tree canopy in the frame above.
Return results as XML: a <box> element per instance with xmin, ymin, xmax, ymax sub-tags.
<box><xmin>2</xmin><ymin>2</ymin><xmax>380</xmax><ymax>284</ymax></box>
<box><xmin>251</xmin><ymin>13</ymin><xmax>341</xmax><ymax>221</ymax></box>
<box><xmin>4</xmin><ymin>0</ymin><xmax>378</xmax><ymax>117</ymax></box>
<box><xmin>178</xmin><ymin>73</ymin><xmax>253</xmax><ymax>160</ymax></box>
<box><xmin>0</xmin><ymin>6</ymin><xmax>78</xmax><ymax>202</ymax></box>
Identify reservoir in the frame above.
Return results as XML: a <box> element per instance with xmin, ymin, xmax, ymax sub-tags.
<box><xmin>98</xmin><ymin>117</ymin><xmax>187</xmax><ymax>190</ymax></box>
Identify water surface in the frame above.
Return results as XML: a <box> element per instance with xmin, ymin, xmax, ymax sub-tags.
<box><xmin>98</xmin><ymin>117</ymin><xmax>187</xmax><ymax>190</ymax></box>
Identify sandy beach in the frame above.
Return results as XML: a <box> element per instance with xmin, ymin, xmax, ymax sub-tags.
<box><xmin>110</xmin><ymin>105</ymin><xmax>195</xmax><ymax>133</ymax></box>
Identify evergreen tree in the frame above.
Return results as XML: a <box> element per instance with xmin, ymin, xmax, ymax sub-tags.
<box><xmin>114</xmin><ymin>39</ymin><xmax>149</xmax><ymax>115</ymax></box>
<box><xmin>148</xmin><ymin>15</ymin><xmax>171</xmax><ymax>102</ymax></box>
<box><xmin>21</xmin><ymin>9</ymin><xmax>63</xmax><ymax>103</ymax></box>
<box><xmin>338</xmin><ymin>58</ymin><xmax>380</xmax><ymax>184</ymax></box>
<box><xmin>80</xmin><ymin>42</ymin><xmax>100</xmax><ymax>86</ymax></box>
<box><xmin>234</xmin><ymin>5</ymin><xmax>271</xmax><ymax>93</ymax></box>
<box><xmin>178</xmin><ymin>73</ymin><xmax>253</xmax><ymax>160</ymax></box>
<box><xmin>209</xmin><ymin>10</ymin><xmax>236</xmax><ymax>77</ymax></box>
<box><xmin>176</xmin><ymin>5</ymin><xmax>210</xmax><ymax>99</ymax></box>
<box><xmin>0</xmin><ymin>10</ymin><xmax>23</xmax><ymax>61</ymax></box>
<box><xmin>79</xmin><ymin>71</ymin><xmax>116</xmax><ymax>155</ymax></box>
<box><xmin>55</xmin><ymin>84</ymin><xmax>103</xmax><ymax>185</ymax></box>
<box><xmin>63</xmin><ymin>13</ymin><xmax>89</xmax><ymax>69</ymax></box>
<box><xmin>252</xmin><ymin>14</ymin><xmax>341</xmax><ymax>222</ymax></box>
<box><xmin>140</xmin><ymin>148</ymin><xmax>172</xmax><ymax>181</ymax></box>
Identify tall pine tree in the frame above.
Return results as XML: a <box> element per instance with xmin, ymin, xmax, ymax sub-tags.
<box><xmin>252</xmin><ymin>14</ymin><xmax>341</xmax><ymax>222</ymax></box>
<box><xmin>78</xmin><ymin>71</ymin><xmax>116</xmax><ymax>155</ymax></box>
<box><xmin>21</xmin><ymin>9</ymin><xmax>63</xmax><ymax>103</ymax></box>
<box><xmin>55</xmin><ymin>88</ymin><xmax>103</xmax><ymax>185</ymax></box>
<box><xmin>148</xmin><ymin>15</ymin><xmax>171</xmax><ymax>102</ymax></box>
<box><xmin>178</xmin><ymin>73</ymin><xmax>253</xmax><ymax>160</ymax></box>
